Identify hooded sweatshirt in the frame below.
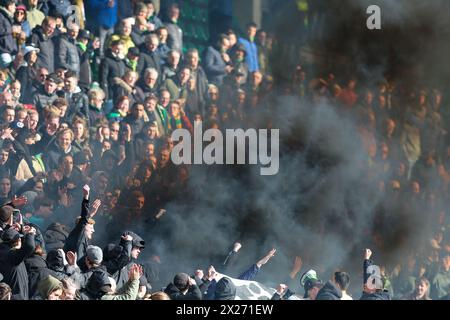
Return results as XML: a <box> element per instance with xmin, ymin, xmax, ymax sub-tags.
<box><xmin>214</xmin><ymin>277</ymin><xmax>236</xmax><ymax>300</ymax></box>
<box><xmin>37</xmin><ymin>275</ymin><xmax>62</xmax><ymax>299</ymax></box>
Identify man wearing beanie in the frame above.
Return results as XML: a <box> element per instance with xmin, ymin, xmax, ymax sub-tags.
<box><xmin>164</xmin><ymin>272</ymin><xmax>202</xmax><ymax>300</ymax></box>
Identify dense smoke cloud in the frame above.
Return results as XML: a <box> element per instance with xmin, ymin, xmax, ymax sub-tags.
<box><xmin>88</xmin><ymin>1</ymin><xmax>450</xmax><ymax>295</ymax></box>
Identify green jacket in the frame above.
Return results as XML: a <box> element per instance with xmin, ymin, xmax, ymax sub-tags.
<box><xmin>101</xmin><ymin>279</ymin><xmax>139</xmax><ymax>300</ymax></box>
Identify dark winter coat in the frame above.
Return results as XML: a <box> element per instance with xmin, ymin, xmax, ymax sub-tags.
<box><xmin>56</xmin><ymin>33</ymin><xmax>80</xmax><ymax>74</ymax></box>
<box><xmin>44</xmin><ymin>222</ymin><xmax>69</xmax><ymax>252</ymax></box>
<box><xmin>24</xmin><ymin>253</ymin><xmax>49</xmax><ymax>298</ymax></box>
<box><xmin>316</xmin><ymin>281</ymin><xmax>342</xmax><ymax>300</ymax></box>
<box><xmin>136</xmin><ymin>47</ymin><xmax>161</xmax><ymax>80</ymax></box>
<box><xmin>203</xmin><ymin>46</ymin><xmax>228</xmax><ymax>86</ymax></box>
<box><xmin>15</xmin><ymin>65</ymin><xmax>38</xmax><ymax>102</ymax></box>
<box><xmin>164</xmin><ymin>282</ymin><xmax>202</xmax><ymax>300</ymax></box>
<box><xmin>0</xmin><ymin>7</ymin><xmax>17</xmax><ymax>55</ymax></box>
<box><xmin>99</xmin><ymin>49</ymin><xmax>127</xmax><ymax>100</ymax></box>
<box><xmin>0</xmin><ymin>233</ymin><xmax>36</xmax><ymax>300</ymax></box>
<box><xmin>30</xmin><ymin>26</ymin><xmax>57</xmax><ymax>73</ymax></box>
<box><xmin>43</xmin><ymin>140</ymin><xmax>74</xmax><ymax>171</ymax></box>
<box><xmin>31</xmin><ymin>87</ymin><xmax>58</xmax><ymax>112</ymax></box>
<box><xmin>165</xmin><ymin>21</ymin><xmax>183</xmax><ymax>53</ymax></box>
<box><xmin>63</xmin><ymin>198</ymin><xmax>90</xmax><ymax>264</ymax></box>
<box><xmin>65</xmin><ymin>89</ymin><xmax>89</xmax><ymax>123</ymax></box>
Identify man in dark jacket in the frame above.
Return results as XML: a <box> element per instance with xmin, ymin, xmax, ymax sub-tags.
<box><xmin>99</xmin><ymin>40</ymin><xmax>127</xmax><ymax>100</ymax></box>
<box><xmin>57</xmin><ymin>23</ymin><xmax>81</xmax><ymax>75</ymax></box>
<box><xmin>360</xmin><ymin>248</ymin><xmax>391</xmax><ymax>300</ymax></box>
<box><xmin>185</xmin><ymin>48</ymin><xmax>209</xmax><ymax>118</ymax></box>
<box><xmin>105</xmin><ymin>231</ymin><xmax>145</xmax><ymax>291</ymax></box>
<box><xmin>162</xmin><ymin>66</ymin><xmax>190</xmax><ymax>101</ymax></box>
<box><xmin>165</xmin><ymin>272</ymin><xmax>202</xmax><ymax>300</ymax></box>
<box><xmin>315</xmin><ymin>279</ymin><xmax>342</xmax><ymax>300</ymax></box>
<box><xmin>31</xmin><ymin>73</ymin><xmax>60</xmax><ymax>113</ymax></box>
<box><xmin>0</xmin><ymin>0</ymin><xmax>18</xmax><ymax>67</ymax></box>
<box><xmin>77</xmin><ymin>29</ymin><xmax>94</xmax><ymax>92</ymax></box>
<box><xmin>30</xmin><ymin>16</ymin><xmax>57</xmax><ymax>73</ymax></box>
<box><xmin>164</xmin><ymin>3</ymin><xmax>183</xmax><ymax>53</ymax></box>
<box><xmin>63</xmin><ymin>185</ymin><xmax>97</xmax><ymax>268</ymax></box>
<box><xmin>137</xmin><ymin>34</ymin><xmax>161</xmax><ymax>82</ymax></box>
<box><xmin>203</xmin><ymin>34</ymin><xmax>232</xmax><ymax>86</ymax></box>
<box><xmin>0</xmin><ymin>226</ymin><xmax>36</xmax><ymax>299</ymax></box>
<box><xmin>43</xmin><ymin>128</ymin><xmax>76</xmax><ymax>171</ymax></box>
<box><xmin>63</xmin><ymin>71</ymin><xmax>89</xmax><ymax>123</ymax></box>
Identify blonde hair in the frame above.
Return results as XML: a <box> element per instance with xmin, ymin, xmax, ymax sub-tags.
<box><xmin>144</xmin><ymin>291</ymin><xmax>171</xmax><ymax>300</ymax></box>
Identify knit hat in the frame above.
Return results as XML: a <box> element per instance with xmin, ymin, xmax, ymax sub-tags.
<box><xmin>86</xmin><ymin>245</ymin><xmax>103</xmax><ymax>264</ymax></box>
<box><xmin>214</xmin><ymin>277</ymin><xmax>236</xmax><ymax>300</ymax></box>
<box><xmin>1</xmin><ymin>227</ymin><xmax>23</xmax><ymax>244</ymax></box>
<box><xmin>37</xmin><ymin>275</ymin><xmax>63</xmax><ymax>299</ymax></box>
<box><xmin>173</xmin><ymin>273</ymin><xmax>190</xmax><ymax>290</ymax></box>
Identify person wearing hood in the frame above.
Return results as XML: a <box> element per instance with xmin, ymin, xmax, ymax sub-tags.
<box><xmin>238</xmin><ymin>22</ymin><xmax>259</xmax><ymax>73</ymax></box>
<box><xmin>79</xmin><ymin>268</ymin><xmax>111</xmax><ymax>300</ymax></box>
<box><xmin>44</xmin><ymin>222</ymin><xmax>69</xmax><ymax>252</ymax></box>
<box><xmin>35</xmin><ymin>274</ymin><xmax>63</xmax><ymax>300</ymax></box>
<box><xmin>214</xmin><ymin>277</ymin><xmax>236</xmax><ymax>300</ymax></box>
<box><xmin>46</xmin><ymin>248</ymin><xmax>74</xmax><ymax>281</ymax></box>
<box><xmin>315</xmin><ymin>275</ymin><xmax>343</xmax><ymax>300</ymax></box>
<box><xmin>0</xmin><ymin>225</ymin><xmax>36</xmax><ymax>299</ymax></box>
<box><xmin>24</xmin><ymin>243</ymin><xmax>49</xmax><ymax>298</ymax></box>
<box><xmin>106</xmin><ymin>231</ymin><xmax>146</xmax><ymax>292</ymax></box>
<box><xmin>30</xmin><ymin>16</ymin><xmax>57</xmax><ymax>73</ymax></box>
<box><xmin>164</xmin><ymin>272</ymin><xmax>202</xmax><ymax>300</ymax></box>
<box><xmin>0</xmin><ymin>0</ymin><xmax>18</xmax><ymax>69</ymax></box>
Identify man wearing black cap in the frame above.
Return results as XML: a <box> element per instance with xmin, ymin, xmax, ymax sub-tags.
<box><xmin>164</xmin><ymin>272</ymin><xmax>202</xmax><ymax>300</ymax></box>
<box><xmin>31</xmin><ymin>73</ymin><xmax>61</xmax><ymax>111</ymax></box>
<box><xmin>77</xmin><ymin>29</ymin><xmax>95</xmax><ymax>92</ymax></box>
<box><xmin>0</xmin><ymin>225</ymin><xmax>36</xmax><ymax>300</ymax></box>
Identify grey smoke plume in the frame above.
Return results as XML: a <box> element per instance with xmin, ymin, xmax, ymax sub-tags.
<box><xmin>85</xmin><ymin>1</ymin><xmax>450</xmax><ymax>297</ymax></box>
